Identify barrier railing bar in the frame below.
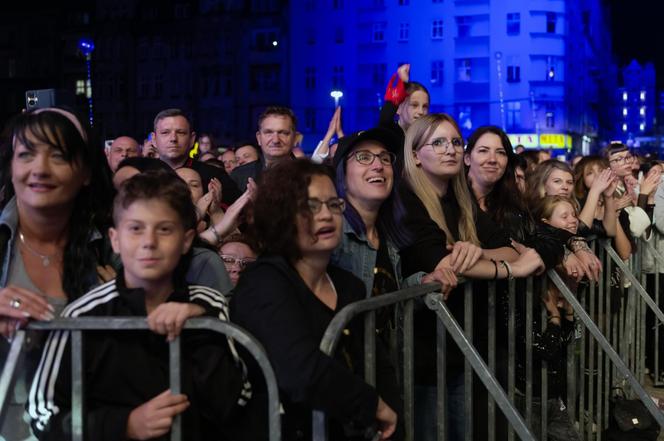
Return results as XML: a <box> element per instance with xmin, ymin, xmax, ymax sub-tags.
<box><xmin>508</xmin><ymin>279</ymin><xmax>516</xmax><ymax>441</ymax></box>
<box><xmin>600</xmin><ymin>241</ymin><xmax>664</xmax><ymax>326</ymax></box>
<box><xmin>169</xmin><ymin>339</ymin><xmax>181</xmax><ymax>441</ymax></box>
<box><xmin>540</xmin><ymin>277</ymin><xmax>548</xmax><ymax>441</ymax></box>
<box><xmin>487</xmin><ymin>282</ymin><xmax>497</xmax><ymax>441</ymax></box>
<box><xmin>547</xmin><ymin>270</ymin><xmax>664</xmax><ymax>428</ymax></box>
<box><xmin>403</xmin><ymin>299</ymin><xmax>415</xmax><ymax>441</ymax></box>
<box><xmin>425</xmin><ymin>292</ymin><xmax>536</xmax><ymax>440</ymax></box>
<box><xmin>0</xmin><ymin>330</ymin><xmax>26</xmax><ymax>424</ymax></box>
<box><xmin>313</xmin><ymin>283</ymin><xmax>443</xmax><ymax>441</ymax></box>
<box><xmin>464</xmin><ymin>282</ymin><xmax>473</xmax><ymax>441</ymax></box>
<box><xmin>71</xmin><ymin>331</ymin><xmax>84</xmax><ymax>441</ymax></box>
<box><xmin>525</xmin><ymin>278</ymin><xmax>533</xmax><ymax>430</ymax></box>
<box><xmin>21</xmin><ymin>317</ymin><xmax>281</xmax><ymax>441</ymax></box>
<box><xmin>437</xmin><ymin>316</ymin><xmax>447</xmax><ymax>441</ymax></box>
<box><xmin>364</xmin><ymin>311</ymin><xmax>376</xmax><ymax>387</ymax></box>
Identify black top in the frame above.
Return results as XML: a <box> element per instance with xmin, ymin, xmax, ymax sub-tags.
<box><xmin>230</xmin><ymin>255</ymin><xmax>401</xmax><ymax>440</ymax></box>
<box><xmin>230</xmin><ymin>157</ymin><xmax>265</xmax><ymax>192</ymax></box>
<box><xmin>395</xmin><ymin>181</ymin><xmax>512</xmax><ymax>382</ymax></box>
<box><xmin>183</xmin><ymin>158</ymin><xmax>241</xmax><ymax>205</ymax></box>
<box><xmin>29</xmin><ymin>274</ymin><xmax>249</xmax><ymax>441</ymax></box>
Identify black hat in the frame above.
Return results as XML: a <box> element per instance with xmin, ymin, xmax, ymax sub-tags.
<box><xmin>333</xmin><ymin>127</ymin><xmax>401</xmax><ymax>169</ymax></box>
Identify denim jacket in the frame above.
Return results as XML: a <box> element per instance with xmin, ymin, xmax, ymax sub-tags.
<box><xmin>331</xmin><ymin>218</ymin><xmax>424</xmax><ymax>298</ymax></box>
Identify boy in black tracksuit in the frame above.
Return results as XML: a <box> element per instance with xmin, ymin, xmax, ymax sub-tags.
<box><xmin>28</xmin><ymin>170</ymin><xmax>251</xmax><ymax>441</ymax></box>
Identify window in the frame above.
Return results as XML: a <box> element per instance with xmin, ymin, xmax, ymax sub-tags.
<box><xmin>398</xmin><ymin>0</ymin><xmax>409</xmax><ymax>5</ymax></box>
<box><xmin>456</xmin><ymin>16</ymin><xmax>470</xmax><ymax>38</ymax></box>
<box><xmin>335</xmin><ymin>27</ymin><xmax>344</xmax><ymax>44</ymax></box>
<box><xmin>76</xmin><ymin>79</ymin><xmax>86</xmax><ymax>96</ymax></box>
<box><xmin>250</xmin><ymin>64</ymin><xmax>281</xmax><ymax>92</ymax></box>
<box><xmin>458</xmin><ymin>106</ymin><xmax>472</xmax><ymax>130</ymax></box>
<box><xmin>546</xmin><ymin>56</ymin><xmax>556</xmax><ymax>81</ymax></box>
<box><xmin>506</xmin><ymin>102</ymin><xmax>521</xmax><ymax>129</ymax></box>
<box><xmin>640</xmin><ymin>91</ymin><xmax>646</xmax><ymax>101</ymax></box>
<box><xmin>332</xmin><ymin>0</ymin><xmax>343</xmax><ymax>9</ymax></box>
<box><xmin>399</xmin><ymin>23</ymin><xmax>410</xmax><ymax>41</ymax></box>
<box><xmin>433</xmin><ymin>0</ymin><xmax>443</xmax><ymax>3</ymax></box>
<box><xmin>305</xmin><ymin>67</ymin><xmax>316</xmax><ymax>90</ymax></box>
<box><xmin>154</xmin><ymin>74</ymin><xmax>163</xmax><ymax>98</ymax></box>
<box><xmin>507</xmin><ymin>13</ymin><xmax>520</xmax><ymax>35</ymax></box>
<box><xmin>507</xmin><ymin>65</ymin><xmax>520</xmax><ymax>83</ymax></box>
<box><xmin>253</xmin><ymin>29</ymin><xmax>279</xmax><ymax>51</ymax></box>
<box><xmin>430</xmin><ymin>60</ymin><xmax>444</xmax><ymax>87</ymax></box>
<box><xmin>372</xmin><ymin>22</ymin><xmax>386</xmax><ymax>42</ymax></box>
<box><xmin>372</xmin><ymin>63</ymin><xmax>386</xmax><ymax>86</ymax></box>
<box><xmin>431</xmin><ymin>19</ymin><xmax>444</xmax><ymax>39</ymax></box>
<box><xmin>457</xmin><ymin>59</ymin><xmax>471</xmax><ymax>81</ymax></box>
<box><xmin>305</xmin><ymin>108</ymin><xmax>316</xmax><ymax>131</ymax></box>
<box><xmin>307</xmin><ymin>28</ymin><xmax>316</xmax><ymax>45</ymax></box>
<box><xmin>332</xmin><ymin>65</ymin><xmax>344</xmax><ymax>88</ymax></box>
<box><xmin>546</xmin><ymin>12</ymin><xmax>556</xmax><ymax>33</ymax></box>
<box><xmin>545</xmin><ymin>103</ymin><xmax>555</xmax><ymax>128</ymax></box>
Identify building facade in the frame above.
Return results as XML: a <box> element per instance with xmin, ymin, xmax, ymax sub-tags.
<box><xmin>614</xmin><ymin>60</ymin><xmax>656</xmax><ymax>143</ymax></box>
<box><xmin>290</xmin><ymin>0</ymin><xmax>618</xmax><ymax>153</ymax></box>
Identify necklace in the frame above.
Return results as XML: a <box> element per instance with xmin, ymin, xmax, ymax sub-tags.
<box><xmin>18</xmin><ymin>231</ymin><xmax>58</xmax><ymax>267</ymax></box>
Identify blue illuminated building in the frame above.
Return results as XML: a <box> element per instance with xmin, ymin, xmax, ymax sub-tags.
<box><xmin>290</xmin><ymin>0</ymin><xmax>617</xmax><ymax>153</ymax></box>
<box><xmin>615</xmin><ymin>60</ymin><xmax>656</xmax><ymax>144</ymax></box>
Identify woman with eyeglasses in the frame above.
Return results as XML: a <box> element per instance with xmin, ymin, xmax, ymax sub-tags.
<box><xmin>230</xmin><ymin>159</ymin><xmax>400</xmax><ymax>440</ymax></box>
<box><xmin>219</xmin><ymin>233</ymin><xmax>257</xmax><ymax>286</ymax></box>
<box><xmin>393</xmin><ymin>114</ymin><xmax>543</xmax><ymax>441</ymax></box>
<box><xmin>331</xmin><ymin>127</ymin><xmax>457</xmax><ymax>302</ymax></box>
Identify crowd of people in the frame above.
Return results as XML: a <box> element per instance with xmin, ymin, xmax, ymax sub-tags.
<box><xmin>0</xmin><ymin>63</ymin><xmax>662</xmax><ymax>441</ymax></box>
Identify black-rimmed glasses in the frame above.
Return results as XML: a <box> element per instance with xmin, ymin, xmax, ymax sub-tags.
<box><xmin>348</xmin><ymin>150</ymin><xmax>396</xmax><ymax>166</ymax></box>
<box><xmin>306</xmin><ymin>197</ymin><xmax>346</xmax><ymax>214</ymax></box>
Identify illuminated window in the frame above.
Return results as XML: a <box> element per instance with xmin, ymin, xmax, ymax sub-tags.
<box><xmin>545</xmin><ymin>103</ymin><xmax>555</xmax><ymax>128</ymax></box>
<box><xmin>76</xmin><ymin>80</ymin><xmax>86</xmax><ymax>95</ymax></box>
<box><xmin>457</xmin><ymin>59</ymin><xmax>471</xmax><ymax>81</ymax></box>
<box><xmin>506</xmin><ymin>13</ymin><xmax>520</xmax><ymax>35</ymax></box>
<box><xmin>622</xmin><ymin>123</ymin><xmax>628</xmax><ymax>132</ymax></box>
<box><xmin>431</xmin><ymin>19</ymin><xmax>444</xmax><ymax>39</ymax></box>
<box><xmin>305</xmin><ymin>67</ymin><xmax>316</xmax><ymax>90</ymax></box>
<box><xmin>372</xmin><ymin>22</ymin><xmax>386</xmax><ymax>42</ymax></box>
<box><xmin>399</xmin><ymin>23</ymin><xmax>410</xmax><ymax>41</ymax></box>
<box><xmin>640</xmin><ymin>123</ymin><xmax>645</xmax><ymax>131</ymax></box>
<box><xmin>546</xmin><ymin>12</ymin><xmax>556</xmax><ymax>33</ymax></box>
<box><xmin>640</xmin><ymin>107</ymin><xmax>645</xmax><ymax>116</ymax></box>
<box><xmin>457</xmin><ymin>16</ymin><xmax>470</xmax><ymax>37</ymax></box>
<box><xmin>507</xmin><ymin>101</ymin><xmax>521</xmax><ymax>129</ymax></box>
<box><xmin>430</xmin><ymin>60</ymin><xmax>444</xmax><ymax>87</ymax></box>
<box><xmin>507</xmin><ymin>65</ymin><xmax>520</xmax><ymax>83</ymax></box>
<box><xmin>640</xmin><ymin>91</ymin><xmax>646</xmax><ymax>101</ymax></box>
<box><xmin>623</xmin><ymin>108</ymin><xmax>628</xmax><ymax>117</ymax></box>
<box><xmin>332</xmin><ymin>65</ymin><xmax>344</xmax><ymax>88</ymax></box>
<box><xmin>622</xmin><ymin>91</ymin><xmax>628</xmax><ymax>101</ymax></box>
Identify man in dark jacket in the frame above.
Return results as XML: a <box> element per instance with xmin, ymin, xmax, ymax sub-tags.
<box><xmin>151</xmin><ymin>108</ymin><xmax>241</xmax><ymax>205</ymax></box>
<box><xmin>230</xmin><ymin>106</ymin><xmax>297</xmax><ymax>191</ymax></box>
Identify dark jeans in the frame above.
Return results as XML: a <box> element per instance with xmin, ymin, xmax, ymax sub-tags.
<box><xmin>414</xmin><ymin>372</ymin><xmax>465</xmax><ymax>441</ymax></box>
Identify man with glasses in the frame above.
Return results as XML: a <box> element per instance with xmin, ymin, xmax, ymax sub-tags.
<box><xmin>230</xmin><ymin>106</ymin><xmax>298</xmax><ymax>191</ymax></box>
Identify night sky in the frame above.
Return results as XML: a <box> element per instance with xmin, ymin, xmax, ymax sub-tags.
<box><xmin>607</xmin><ymin>0</ymin><xmax>663</xmax><ymax>88</ymax></box>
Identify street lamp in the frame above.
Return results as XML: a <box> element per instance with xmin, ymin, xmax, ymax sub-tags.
<box><xmin>330</xmin><ymin>90</ymin><xmax>343</xmax><ymax>107</ymax></box>
<box><xmin>78</xmin><ymin>38</ymin><xmax>95</xmax><ymax>126</ymax></box>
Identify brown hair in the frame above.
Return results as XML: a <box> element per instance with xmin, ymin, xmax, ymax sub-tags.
<box><xmin>526</xmin><ymin>159</ymin><xmax>574</xmax><ymax>206</ymax></box>
<box><xmin>572</xmin><ymin>155</ymin><xmax>609</xmax><ymax>200</ymax></box>
<box><xmin>257</xmin><ymin>106</ymin><xmax>297</xmax><ymax>131</ymax></box>
<box><xmin>153</xmin><ymin>108</ymin><xmax>192</xmax><ymax>132</ymax></box>
<box><xmin>532</xmin><ymin>195</ymin><xmax>578</xmax><ymax>223</ymax></box>
<box><xmin>252</xmin><ymin>159</ymin><xmax>334</xmax><ymax>261</ymax></box>
<box><xmin>113</xmin><ymin>169</ymin><xmax>197</xmax><ymax>231</ymax></box>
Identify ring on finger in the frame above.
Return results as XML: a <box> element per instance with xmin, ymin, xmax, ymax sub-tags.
<box><xmin>9</xmin><ymin>298</ymin><xmax>21</xmax><ymax>309</ymax></box>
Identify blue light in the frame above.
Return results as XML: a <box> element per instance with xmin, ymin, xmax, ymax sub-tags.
<box><xmin>78</xmin><ymin>38</ymin><xmax>95</xmax><ymax>56</ymax></box>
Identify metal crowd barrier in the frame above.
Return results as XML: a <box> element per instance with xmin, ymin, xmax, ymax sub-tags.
<box><xmin>0</xmin><ymin>317</ymin><xmax>281</xmax><ymax>441</ymax></box>
<box><xmin>638</xmin><ymin>235</ymin><xmax>664</xmax><ymax>386</ymax></box>
<box><xmin>311</xmin><ymin>283</ymin><xmax>536</xmax><ymax>441</ymax></box>
<box><xmin>312</xmin><ymin>239</ymin><xmax>664</xmax><ymax>441</ymax></box>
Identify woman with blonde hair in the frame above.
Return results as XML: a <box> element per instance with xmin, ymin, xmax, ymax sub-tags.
<box><xmin>394</xmin><ymin>113</ymin><xmax>542</xmax><ymax>441</ymax></box>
